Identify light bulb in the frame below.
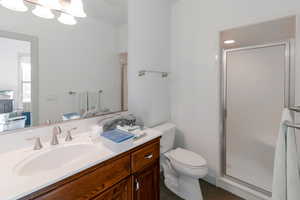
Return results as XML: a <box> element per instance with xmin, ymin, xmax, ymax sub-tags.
<box><xmin>224</xmin><ymin>40</ymin><xmax>236</xmax><ymax>44</ymax></box>
<box><xmin>1</xmin><ymin>0</ymin><xmax>28</xmax><ymax>12</ymax></box>
<box><xmin>32</xmin><ymin>5</ymin><xmax>54</xmax><ymax>19</ymax></box>
<box><xmin>37</xmin><ymin>0</ymin><xmax>62</xmax><ymax>10</ymax></box>
<box><xmin>67</xmin><ymin>0</ymin><xmax>86</xmax><ymax>18</ymax></box>
<box><xmin>58</xmin><ymin>13</ymin><xmax>77</xmax><ymax>25</ymax></box>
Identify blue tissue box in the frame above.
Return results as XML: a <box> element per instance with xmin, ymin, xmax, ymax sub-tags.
<box><xmin>101</xmin><ymin>129</ymin><xmax>134</xmax><ymax>152</ymax></box>
<box><xmin>101</xmin><ymin>129</ymin><xmax>134</xmax><ymax>143</ymax></box>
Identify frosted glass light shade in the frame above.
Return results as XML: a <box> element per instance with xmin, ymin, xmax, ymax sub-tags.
<box><xmin>32</xmin><ymin>5</ymin><xmax>55</xmax><ymax>19</ymax></box>
<box><xmin>58</xmin><ymin>13</ymin><xmax>77</xmax><ymax>25</ymax></box>
<box><xmin>68</xmin><ymin>0</ymin><xmax>86</xmax><ymax>18</ymax></box>
<box><xmin>1</xmin><ymin>0</ymin><xmax>28</xmax><ymax>12</ymax></box>
<box><xmin>37</xmin><ymin>0</ymin><xmax>62</xmax><ymax>10</ymax></box>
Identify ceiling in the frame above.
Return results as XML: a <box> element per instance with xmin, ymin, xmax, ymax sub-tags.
<box><xmin>84</xmin><ymin>0</ymin><xmax>128</xmax><ymax>25</ymax></box>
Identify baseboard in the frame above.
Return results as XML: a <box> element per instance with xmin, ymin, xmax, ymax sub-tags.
<box><xmin>216</xmin><ymin>177</ymin><xmax>271</xmax><ymax>200</ymax></box>
<box><xmin>203</xmin><ymin>174</ymin><xmax>217</xmax><ymax>185</ymax></box>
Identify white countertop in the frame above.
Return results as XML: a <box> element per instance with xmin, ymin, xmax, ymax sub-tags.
<box><xmin>0</xmin><ymin>128</ymin><xmax>162</xmax><ymax>200</ymax></box>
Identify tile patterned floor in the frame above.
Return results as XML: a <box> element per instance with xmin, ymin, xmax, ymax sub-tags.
<box><xmin>160</xmin><ymin>177</ymin><xmax>244</xmax><ymax>200</ymax></box>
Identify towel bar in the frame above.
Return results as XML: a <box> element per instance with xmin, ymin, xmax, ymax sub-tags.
<box><xmin>283</xmin><ymin>106</ymin><xmax>300</xmax><ymax>130</ymax></box>
<box><xmin>284</xmin><ymin>121</ymin><xmax>300</xmax><ymax>130</ymax></box>
<box><xmin>138</xmin><ymin>70</ymin><xmax>169</xmax><ymax>78</ymax></box>
<box><xmin>289</xmin><ymin>106</ymin><xmax>300</xmax><ymax>112</ymax></box>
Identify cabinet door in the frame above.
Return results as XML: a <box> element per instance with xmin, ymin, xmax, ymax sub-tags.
<box><xmin>133</xmin><ymin>161</ymin><xmax>159</xmax><ymax>200</ymax></box>
<box><xmin>93</xmin><ymin>178</ymin><xmax>131</xmax><ymax>200</ymax></box>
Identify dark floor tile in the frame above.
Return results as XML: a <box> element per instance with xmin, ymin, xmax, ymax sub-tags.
<box><xmin>160</xmin><ymin>176</ymin><xmax>183</xmax><ymax>200</ymax></box>
<box><xmin>160</xmin><ymin>176</ymin><xmax>244</xmax><ymax>200</ymax></box>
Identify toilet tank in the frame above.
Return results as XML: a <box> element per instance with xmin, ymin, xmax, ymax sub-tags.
<box><xmin>153</xmin><ymin>123</ymin><xmax>176</xmax><ymax>154</ymax></box>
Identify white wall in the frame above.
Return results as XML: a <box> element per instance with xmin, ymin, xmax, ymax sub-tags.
<box><xmin>117</xmin><ymin>24</ymin><xmax>128</xmax><ymax>53</ymax></box>
<box><xmin>128</xmin><ymin>0</ymin><xmax>172</xmax><ymax>127</ymax></box>
<box><xmin>0</xmin><ymin>6</ymin><xmax>122</xmax><ymax>124</ymax></box>
<box><xmin>170</xmin><ymin>0</ymin><xmax>300</xmax><ymax>179</ymax></box>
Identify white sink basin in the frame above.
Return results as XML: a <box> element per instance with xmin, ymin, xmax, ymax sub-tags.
<box><xmin>14</xmin><ymin>143</ymin><xmax>103</xmax><ymax>176</ymax></box>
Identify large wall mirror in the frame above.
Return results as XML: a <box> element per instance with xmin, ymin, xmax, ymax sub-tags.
<box><xmin>0</xmin><ymin>0</ymin><xmax>128</xmax><ymax>133</ymax></box>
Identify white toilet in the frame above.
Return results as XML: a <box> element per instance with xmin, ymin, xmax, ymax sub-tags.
<box><xmin>154</xmin><ymin>123</ymin><xmax>208</xmax><ymax>200</ymax></box>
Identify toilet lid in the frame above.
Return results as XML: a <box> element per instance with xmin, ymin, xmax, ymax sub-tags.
<box><xmin>168</xmin><ymin>148</ymin><xmax>207</xmax><ymax>167</ymax></box>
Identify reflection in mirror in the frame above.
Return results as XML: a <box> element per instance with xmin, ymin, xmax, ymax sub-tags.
<box><xmin>0</xmin><ymin>0</ymin><xmax>128</xmax><ymax>133</ymax></box>
<box><xmin>0</xmin><ymin>37</ymin><xmax>33</xmax><ymax>132</ymax></box>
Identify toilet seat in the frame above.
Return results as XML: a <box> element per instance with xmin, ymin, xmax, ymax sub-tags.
<box><xmin>167</xmin><ymin>148</ymin><xmax>207</xmax><ymax>168</ymax></box>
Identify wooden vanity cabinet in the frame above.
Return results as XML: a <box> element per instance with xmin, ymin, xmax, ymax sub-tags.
<box><xmin>132</xmin><ymin>161</ymin><xmax>160</xmax><ymax>200</ymax></box>
<box><xmin>21</xmin><ymin>138</ymin><xmax>160</xmax><ymax>200</ymax></box>
<box><xmin>131</xmin><ymin>141</ymin><xmax>160</xmax><ymax>200</ymax></box>
<box><xmin>131</xmin><ymin>141</ymin><xmax>160</xmax><ymax>173</ymax></box>
<box><xmin>92</xmin><ymin>178</ymin><xmax>132</xmax><ymax>200</ymax></box>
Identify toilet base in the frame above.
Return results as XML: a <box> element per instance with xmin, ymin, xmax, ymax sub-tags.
<box><xmin>179</xmin><ymin>175</ymin><xmax>203</xmax><ymax>200</ymax></box>
<box><xmin>162</xmin><ymin>158</ymin><xmax>204</xmax><ymax>200</ymax></box>
<box><xmin>164</xmin><ymin>175</ymin><xmax>203</xmax><ymax>200</ymax></box>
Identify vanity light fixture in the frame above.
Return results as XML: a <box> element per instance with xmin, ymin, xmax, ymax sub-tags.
<box><xmin>67</xmin><ymin>0</ymin><xmax>86</xmax><ymax>18</ymax></box>
<box><xmin>32</xmin><ymin>5</ymin><xmax>55</xmax><ymax>19</ymax></box>
<box><xmin>58</xmin><ymin>13</ymin><xmax>77</xmax><ymax>25</ymax></box>
<box><xmin>39</xmin><ymin>0</ymin><xmax>62</xmax><ymax>10</ymax></box>
<box><xmin>0</xmin><ymin>0</ymin><xmax>86</xmax><ymax>25</ymax></box>
<box><xmin>224</xmin><ymin>40</ymin><xmax>236</xmax><ymax>44</ymax></box>
<box><xmin>0</xmin><ymin>0</ymin><xmax>28</xmax><ymax>12</ymax></box>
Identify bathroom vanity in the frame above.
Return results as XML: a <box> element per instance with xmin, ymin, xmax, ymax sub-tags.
<box><xmin>3</xmin><ymin>133</ymin><xmax>161</xmax><ymax>200</ymax></box>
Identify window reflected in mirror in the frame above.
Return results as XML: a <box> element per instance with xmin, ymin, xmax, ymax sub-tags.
<box><xmin>0</xmin><ymin>38</ymin><xmax>32</xmax><ymax>132</ymax></box>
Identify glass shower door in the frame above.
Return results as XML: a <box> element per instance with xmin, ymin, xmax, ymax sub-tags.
<box><xmin>223</xmin><ymin>42</ymin><xmax>291</xmax><ymax>193</ymax></box>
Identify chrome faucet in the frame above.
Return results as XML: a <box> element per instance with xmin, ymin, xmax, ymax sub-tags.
<box><xmin>51</xmin><ymin>126</ymin><xmax>62</xmax><ymax>145</ymax></box>
<box><xmin>27</xmin><ymin>137</ymin><xmax>43</xmax><ymax>150</ymax></box>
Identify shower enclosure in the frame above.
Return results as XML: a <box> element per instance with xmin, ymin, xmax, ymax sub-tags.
<box><xmin>221</xmin><ymin>41</ymin><xmax>294</xmax><ymax>196</ymax></box>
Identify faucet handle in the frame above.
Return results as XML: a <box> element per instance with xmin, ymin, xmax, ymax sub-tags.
<box><xmin>26</xmin><ymin>137</ymin><xmax>43</xmax><ymax>150</ymax></box>
<box><xmin>65</xmin><ymin>127</ymin><xmax>77</xmax><ymax>142</ymax></box>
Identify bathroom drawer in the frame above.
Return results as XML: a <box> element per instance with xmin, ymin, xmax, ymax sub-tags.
<box><xmin>34</xmin><ymin>155</ymin><xmax>130</xmax><ymax>200</ymax></box>
<box><xmin>131</xmin><ymin>141</ymin><xmax>160</xmax><ymax>173</ymax></box>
